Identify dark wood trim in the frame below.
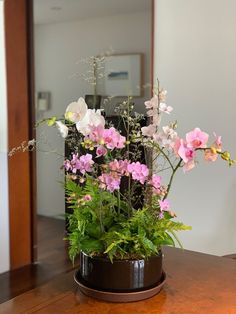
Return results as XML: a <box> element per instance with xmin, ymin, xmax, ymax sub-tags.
<box><xmin>27</xmin><ymin>0</ymin><xmax>37</xmax><ymax>264</ymax></box>
<box><xmin>5</xmin><ymin>0</ymin><xmax>35</xmax><ymax>270</ymax></box>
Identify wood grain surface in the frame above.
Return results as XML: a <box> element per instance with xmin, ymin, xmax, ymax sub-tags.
<box><xmin>0</xmin><ymin>247</ymin><xmax>235</xmax><ymax>314</ymax></box>
<box><xmin>4</xmin><ymin>0</ymin><xmax>35</xmax><ymax>270</ymax></box>
<box><xmin>0</xmin><ymin>216</ymin><xmax>76</xmax><ymax>304</ymax></box>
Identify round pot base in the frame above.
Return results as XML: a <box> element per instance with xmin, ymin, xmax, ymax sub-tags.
<box><xmin>74</xmin><ymin>270</ymin><xmax>166</xmax><ymax>303</ymax></box>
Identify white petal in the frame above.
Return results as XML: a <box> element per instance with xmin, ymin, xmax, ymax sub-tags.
<box><xmin>56</xmin><ymin>121</ymin><xmax>68</xmax><ymax>138</ymax></box>
<box><xmin>76</xmin><ymin>109</ymin><xmax>105</xmax><ymax>136</ymax></box>
<box><xmin>65</xmin><ymin>97</ymin><xmax>88</xmax><ymax>123</ymax></box>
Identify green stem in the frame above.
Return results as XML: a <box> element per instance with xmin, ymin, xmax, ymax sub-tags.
<box><xmin>117</xmin><ymin>190</ymin><xmax>121</xmax><ymax>215</ymax></box>
<box><xmin>93</xmin><ymin>57</ymin><xmax>97</xmax><ymax>96</ymax></box>
<box><xmin>152</xmin><ymin>142</ymin><xmax>174</xmax><ymax>171</ymax></box>
<box><xmin>126</xmin><ymin>97</ymin><xmax>132</xmax><ymax>217</ymax></box>
<box><xmin>163</xmin><ymin>159</ymin><xmax>182</xmax><ymax>200</ymax></box>
<box><xmin>99</xmin><ymin>193</ymin><xmax>104</xmax><ymax>233</ymax></box>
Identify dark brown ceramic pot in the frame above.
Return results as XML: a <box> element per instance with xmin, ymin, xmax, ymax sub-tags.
<box><xmin>79</xmin><ymin>251</ymin><xmax>163</xmax><ymax>292</ymax></box>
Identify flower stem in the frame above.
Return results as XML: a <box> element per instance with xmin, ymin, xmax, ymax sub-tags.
<box><xmin>117</xmin><ymin>190</ymin><xmax>121</xmax><ymax>215</ymax></box>
<box><xmin>152</xmin><ymin>142</ymin><xmax>174</xmax><ymax>171</ymax></box>
<box><xmin>163</xmin><ymin>159</ymin><xmax>182</xmax><ymax>200</ymax></box>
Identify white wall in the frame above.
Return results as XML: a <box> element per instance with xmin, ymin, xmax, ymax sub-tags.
<box><xmin>155</xmin><ymin>0</ymin><xmax>236</xmax><ymax>256</ymax></box>
<box><xmin>35</xmin><ymin>11</ymin><xmax>151</xmax><ymax>217</ymax></box>
<box><xmin>0</xmin><ymin>0</ymin><xmax>10</xmax><ymax>273</ymax></box>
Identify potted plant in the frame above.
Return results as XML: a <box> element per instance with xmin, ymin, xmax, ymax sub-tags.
<box><xmin>12</xmin><ymin>83</ymin><xmax>235</xmax><ymax>302</ymax></box>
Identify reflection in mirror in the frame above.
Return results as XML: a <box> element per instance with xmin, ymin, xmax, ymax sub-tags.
<box><xmin>33</xmin><ymin>0</ymin><xmax>152</xmax><ymax>269</ymax></box>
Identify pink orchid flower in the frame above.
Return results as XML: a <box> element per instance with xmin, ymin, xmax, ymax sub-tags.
<box><xmin>183</xmin><ymin>159</ymin><xmax>196</xmax><ymax>172</ymax></box>
<box><xmin>103</xmin><ymin>127</ymin><xmax>126</xmax><ymax>150</ymax></box>
<box><xmin>174</xmin><ymin>138</ymin><xmax>195</xmax><ymax>163</ymax></box>
<box><xmin>98</xmin><ymin>173</ymin><xmax>121</xmax><ymax>192</ymax></box>
<box><xmin>213</xmin><ymin>132</ymin><xmax>222</xmax><ymax>151</ymax></box>
<box><xmin>159</xmin><ymin>199</ymin><xmax>170</xmax><ymax>211</ymax></box>
<box><xmin>204</xmin><ymin>149</ymin><xmax>218</xmax><ymax>162</ymax></box>
<box><xmin>186</xmin><ymin>128</ymin><xmax>209</xmax><ymax>149</ymax></box>
<box><xmin>127</xmin><ymin>162</ymin><xmax>149</xmax><ymax>184</ymax></box>
<box><xmin>96</xmin><ymin>145</ymin><xmax>107</xmax><ymax>157</ymax></box>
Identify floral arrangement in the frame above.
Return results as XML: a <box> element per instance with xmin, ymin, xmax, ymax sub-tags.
<box><xmin>34</xmin><ymin>85</ymin><xmax>235</xmax><ymax>263</ymax></box>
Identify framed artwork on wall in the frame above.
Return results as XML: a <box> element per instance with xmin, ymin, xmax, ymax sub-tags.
<box><xmin>104</xmin><ymin>54</ymin><xmax>142</xmax><ymax>97</ymax></box>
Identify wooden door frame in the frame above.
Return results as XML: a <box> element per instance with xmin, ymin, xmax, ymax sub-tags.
<box><xmin>4</xmin><ymin>0</ymin><xmax>36</xmax><ymax>270</ymax></box>
<box><xmin>4</xmin><ymin>0</ymin><xmax>154</xmax><ymax>271</ymax></box>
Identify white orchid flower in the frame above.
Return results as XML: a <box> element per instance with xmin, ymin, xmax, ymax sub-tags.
<box><xmin>65</xmin><ymin>97</ymin><xmax>88</xmax><ymax>123</ymax></box>
<box><xmin>76</xmin><ymin>109</ymin><xmax>105</xmax><ymax>136</ymax></box>
<box><xmin>55</xmin><ymin>121</ymin><xmax>69</xmax><ymax>138</ymax></box>
<box><xmin>162</xmin><ymin>126</ymin><xmax>177</xmax><ymax>139</ymax></box>
<box><xmin>159</xmin><ymin>103</ymin><xmax>173</xmax><ymax>114</ymax></box>
<box><xmin>141</xmin><ymin>124</ymin><xmax>156</xmax><ymax>137</ymax></box>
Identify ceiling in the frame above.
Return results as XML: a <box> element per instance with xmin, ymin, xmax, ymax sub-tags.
<box><xmin>33</xmin><ymin>0</ymin><xmax>152</xmax><ymax>24</ymax></box>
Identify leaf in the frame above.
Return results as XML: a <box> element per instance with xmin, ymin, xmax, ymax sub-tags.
<box><xmin>160</xmin><ymin>233</ymin><xmax>175</xmax><ymax>246</ymax></box>
<box><xmin>86</xmin><ymin>223</ymin><xmax>102</xmax><ymax>239</ymax></box>
<box><xmin>142</xmin><ymin>237</ymin><xmax>157</xmax><ymax>252</ymax></box>
<box><xmin>169</xmin><ymin>231</ymin><xmax>183</xmax><ymax>249</ymax></box>
<box><xmin>80</xmin><ymin>239</ymin><xmax>104</xmax><ymax>254</ymax></box>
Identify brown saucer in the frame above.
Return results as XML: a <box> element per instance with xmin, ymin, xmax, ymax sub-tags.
<box><xmin>74</xmin><ymin>270</ymin><xmax>166</xmax><ymax>303</ymax></box>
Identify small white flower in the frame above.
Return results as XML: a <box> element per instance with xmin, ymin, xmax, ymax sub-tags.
<box><xmin>159</xmin><ymin>89</ymin><xmax>167</xmax><ymax>102</ymax></box>
<box><xmin>153</xmin><ymin>126</ymin><xmax>177</xmax><ymax>149</ymax></box>
<box><xmin>162</xmin><ymin>126</ymin><xmax>177</xmax><ymax>139</ymax></box>
<box><xmin>56</xmin><ymin>121</ymin><xmax>69</xmax><ymax>138</ymax></box>
<box><xmin>144</xmin><ymin>95</ymin><xmax>159</xmax><ymax>109</ymax></box>
<box><xmin>141</xmin><ymin>124</ymin><xmax>156</xmax><ymax>137</ymax></box>
<box><xmin>65</xmin><ymin>97</ymin><xmax>88</xmax><ymax>123</ymax></box>
<box><xmin>159</xmin><ymin>103</ymin><xmax>173</xmax><ymax>114</ymax></box>
<box><xmin>76</xmin><ymin>109</ymin><xmax>105</xmax><ymax>136</ymax></box>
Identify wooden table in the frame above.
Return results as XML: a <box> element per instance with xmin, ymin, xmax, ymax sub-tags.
<box><xmin>0</xmin><ymin>247</ymin><xmax>235</xmax><ymax>314</ymax></box>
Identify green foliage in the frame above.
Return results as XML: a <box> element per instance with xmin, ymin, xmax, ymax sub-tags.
<box><xmin>65</xmin><ymin>177</ymin><xmax>191</xmax><ymax>263</ymax></box>
<box><xmin>102</xmin><ymin>208</ymin><xmax>190</xmax><ymax>261</ymax></box>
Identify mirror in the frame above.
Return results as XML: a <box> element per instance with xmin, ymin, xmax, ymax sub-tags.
<box><xmin>33</xmin><ymin>0</ymin><xmax>153</xmax><ymax>266</ymax></box>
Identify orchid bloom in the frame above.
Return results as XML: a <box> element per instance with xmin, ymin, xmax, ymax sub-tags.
<box><xmin>127</xmin><ymin>162</ymin><xmax>149</xmax><ymax>184</ymax></box>
<box><xmin>159</xmin><ymin>199</ymin><xmax>170</xmax><ymax>212</ymax></box>
<box><xmin>186</xmin><ymin>128</ymin><xmax>209</xmax><ymax>149</ymax></box>
<box><xmin>153</xmin><ymin>125</ymin><xmax>178</xmax><ymax>149</ymax></box>
<box><xmin>76</xmin><ymin>109</ymin><xmax>105</xmax><ymax>136</ymax></box>
<box><xmin>204</xmin><ymin>148</ymin><xmax>218</xmax><ymax>162</ymax></box>
<box><xmin>159</xmin><ymin>89</ymin><xmax>167</xmax><ymax>102</ymax></box>
<box><xmin>96</xmin><ymin>145</ymin><xmax>107</xmax><ymax>157</ymax></box>
<box><xmin>159</xmin><ymin>103</ymin><xmax>173</xmax><ymax>114</ymax></box>
<box><xmin>64</xmin><ymin>153</ymin><xmax>94</xmax><ymax>175</ymax></box>
<box><xmin>213</xmin><ymin>132</ymin><xmax>222</xmax><ymax>151</ymax></box>
<box><xmin>174</xmin><ymin>138</ymin><xmax>195</xmax><ymax>164</ymax></box>
<box><xmin>204</xmin><ymin>133</ymin><xmax>222</xmax><ymax>162</ymax></box>
<box><xmin>65</xmin><ymin>97</ymin><xmax>87</xmax><ymax>123</ymax></box>
<box><xmin>141</xmin><ymin>124</ymin><xmax>156</xmax><ymax>137</ymax></box>
<box><xmin>98</xmin><ymin>173</ymin><xmax>121</xmax><ymax>192</ymax></box>
<box><xmin>144</xmin><ymin>95</ymin><xmax>159</xmax><ymax>109</ymax></box>
<box><xmin>102</xmin><ymin>127</ymin><xmax>126</xmax><ymax>150</ymax></box>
